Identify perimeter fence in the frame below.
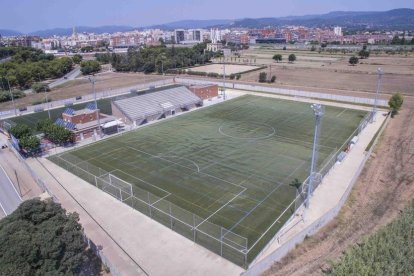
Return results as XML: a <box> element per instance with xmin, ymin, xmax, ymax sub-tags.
<box><xmin>249</xmin><ymin>110</ymin><xmax>375</xmax><ymax>266</ymax></box>
<box><xmin>0</xmin><ymin>79</ymin><xmax>174</xmax><ymax>119</ymax></box>
<box><xmin>175</xmin><ymin>77</ymin><xmax>389</xmax><ymax>107</ymax></box>
<box><xmin>49</xmin><ymin>154</ymin><xmax>249</xmax><ymax>267</ymax></box>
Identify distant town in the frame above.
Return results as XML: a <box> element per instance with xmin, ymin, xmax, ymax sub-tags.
<box><xmin>1</xmin><ymin>26</ymin><xmax>413</xmax><ymax>55</ymax></box>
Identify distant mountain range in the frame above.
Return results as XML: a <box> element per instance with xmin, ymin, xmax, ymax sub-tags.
<box><xmin>226</xmin><ymin>9</ymin><xmax>414</xmax><ymax>30</ymax></box>
<box><xmin>1</xmin><ymin>8</ymin><xmax>413</xmax><ymax>37</ymax></box>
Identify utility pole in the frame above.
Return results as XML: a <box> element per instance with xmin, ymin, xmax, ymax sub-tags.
<box><xmin>5</xmin><ymin>77</ymin><xmax>17</xmax><ymax>116</ymax></box>
<box><xmin>88</xmin><ymin>76</ymin><xmax>101</xmax><ymax>138</ymax></box>
<box><xmin>306</xmin><ymin>104</ymin><xmax>324</xmax><ymax>208</ymax></box>
<box><xmin>371</xmin><ymin>68</ymin><xmax>383</xmax><ymax>123</ymax></box>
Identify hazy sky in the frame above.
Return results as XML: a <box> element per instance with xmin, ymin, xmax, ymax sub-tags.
<box><xmin>1</xmin><ymin>0</ymin><xmax>414</xmax><ymax>33</ymax></box>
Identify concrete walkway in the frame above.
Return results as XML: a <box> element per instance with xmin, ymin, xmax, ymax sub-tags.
<box><xmin>27</xmin><ymin>157</ymin><xmax>244</xmax><ymax>276</ymax></box>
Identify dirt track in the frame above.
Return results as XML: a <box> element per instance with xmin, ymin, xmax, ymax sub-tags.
<box><xmin>264</xmin><ymin>100</ymin><xmax>414</xmax><ymax>275</ymax></box>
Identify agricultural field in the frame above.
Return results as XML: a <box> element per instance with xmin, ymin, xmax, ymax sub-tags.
<box><xmin>49</xmin><ymin>95</ymin><xmax>367</xmax><ymax>266</ymax></box>
<box><xmin>188</xmin><ymin>64</ymin><xmax>261</xmax><ymax>76</ymax></box>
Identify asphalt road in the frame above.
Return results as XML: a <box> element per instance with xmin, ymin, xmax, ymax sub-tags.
<box><xmin>0</xmin><ymin>163</ymin><xmax>22</xmax><ymax>216</ymax></box>
<box><xmin>24</xmin><ymin>65</ymin><xmax>81</xmax><ymax>94</ymax></box>
<box><xmin>49</xmin><ymin>66</ymin><xmax>81</xmax><ymax>89</ymax></box>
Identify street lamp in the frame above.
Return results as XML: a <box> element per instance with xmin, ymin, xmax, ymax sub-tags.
<box><xmin>371</xmin><ymin>68</ymin><xmax>383</xmax><ymax>123</ymax></box>
<box><xmin>88</xmin><ymin>76</ymin><xmax>101</xmax><ymax>138</ymax></box>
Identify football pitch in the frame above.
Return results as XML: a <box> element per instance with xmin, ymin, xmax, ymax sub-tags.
<box><xmin>49</xmin><ymin>95</ymin><xmax>368</xmax><ymax>266</ymax></box>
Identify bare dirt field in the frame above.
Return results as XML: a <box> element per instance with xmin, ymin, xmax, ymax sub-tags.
<box><xmin>264</xmin><ymin>100</ymin><xmax>414</xmax><ymax>275</ymax></box>
<box><xmin>188</xmin><ymin>64</ymin><xmax>260</xmax><ymax>75</ymax></box>
<box><xmin>0</xmin><ymin>72</ymin><xmax>166</xmax><ymax>111</ymax></box>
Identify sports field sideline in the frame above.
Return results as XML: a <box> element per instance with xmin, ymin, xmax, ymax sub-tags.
<box><xmin>49</xmin><ymin>94</ymin><xmax>367</xmax><ymax>265</ymax></box>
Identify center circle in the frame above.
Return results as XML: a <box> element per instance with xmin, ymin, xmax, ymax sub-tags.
<box><xmin>218</xmin><ymin>121</ymin><xmax>276</xmax><ymax>140</ymax></box>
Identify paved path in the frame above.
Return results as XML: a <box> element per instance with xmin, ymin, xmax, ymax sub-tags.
<box><xmin>0</xmin><ymin>163</ymin><xmax>22</xmax><ymax>216</ymax></box>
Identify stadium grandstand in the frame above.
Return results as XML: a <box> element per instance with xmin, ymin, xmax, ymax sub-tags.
<box><xmin>111</xmin><ymin>86</ymin><xmax>203</xmax><ymax>125</ymax></box>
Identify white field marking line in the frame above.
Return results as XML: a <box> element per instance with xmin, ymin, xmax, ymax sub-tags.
<box><xmin>269</xmin><ymin>134</ymin><xmax>337</xmax><ymax>150</ymax></box>
<box><xmin>150</xmin><ymin>194</ymin><xmax>170</xmax><ymax>206</ymax></box>
<box><xmin>108</xmin><ymin>153</ymin><xmax>229</xmax><ymax>208</ymax></box>
<box><xmin>155</xmin><ymin>155</ymin><xmax>200</xmax><ymax>172</ymax></box>
<box><xmin>0</xmin><ymin>164</ymin><xmax>22</xmax><ymax>201</ymax></box>
<box><xmin>194</xmin><ymin>187</ymin><xmax>247</xmax><ymax>229</ymax></box>
<box><xmin>79</xmin><ymin>147</ymin><xmax>124</xmax><ymax>164</ymax></box>
<box><xmin>336</xmin><ymin>108</ymin><xmax>348</xmax><ymax>117</ymax></box>
<box><xmin>224</xmin><ymin>159</ymin><xmax>306</xmax><ymax>237</ymax></box>
<box><xmin>109</xmin><ymin>168</ymin><xmax>171</xmax><ymax>196</ymax></box>
<box><xmin>0</xmin><ymin>200</ymin><xmax>7</xmax><ymax>216</ymax></box>
<box><xmin>218</xmin><ymin>122</ymin><xmax>276</xmax><ymax>140</ymax></box>
<box><xmin>124</xmin><ymin>145</ymin><xmax>247</xmax><ymax>191</ymax></box>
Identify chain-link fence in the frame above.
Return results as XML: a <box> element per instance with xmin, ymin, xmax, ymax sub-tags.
<box><xmin>175</xmin><ymin>78</ymin><xmax>389</xmax><ymax>107</ymax></box>
<box><xmin>49</xmin><ymin>155</ymin><xmax>249</xmax><ymax>267</ymax></box>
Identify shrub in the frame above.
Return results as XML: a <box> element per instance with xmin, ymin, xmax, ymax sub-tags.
<box><xmin>236</xmin><ymin>74</ymin><xmax>241</xmax><ymax>80</ymax></box>
<box><xmin>270</xmin><ymin>75</ymin><xmax>276</xmax><ymax>83</ymax></box>
<box><xmin>259</xmin><ymin>72</ymin><xmax>267</xmax><ymax>83</ymax></box>
<box><xmin>31</xmin><ymin>83</ymin><xmax>50</xmax><ymax>93</ymax></box>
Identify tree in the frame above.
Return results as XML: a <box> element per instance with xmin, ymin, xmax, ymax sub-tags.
<box><xmin>236</xmin><ymin>74</ymin><xmax>241</xmax><ymax>80</ymax></box>
<box><xmin>270</xmin><ymin>75</ymin><xmax>276</xmax><ymax>83</ymax></box>
<box><xmin>43</xmin><ymin>124</ymin><xmax>73</xmax><ymax>144</ymax></box>
<box><xmin>259</xmin><ymin>72</ymin><xmax>267</xmax><ymax>83</ymax></box>
<box><xmin>359</xmin><ymin>49</ymin><xmax>370</xmax><ymax>59</ymax></box>
<box><xmin>19</xmin><ymin>135</ymin><xmax>40</xmax><ymax>152</ymax></box>
<box><xmin>35</xmin><ymin>118</ymin><xmax>53</xmax><ymax>132</ymax></box>
<box><xmin>72</xmin><ymin>54</ymin><xmax>83</xmax><ymax>64</ymax></box>
<box><xmin>273</xmin><ymin>54</ymin><xmax>282</xmax><ymax>63</ymax></box>
<box><xmin>31</xmin><ymin>83</ymin><xmax>50</xmax><ymax>93</ymax></box>
<box><xmin>349</xmin><ymin>56</ymin><xmax>359</xmax><ymax>66</ymax></box>
<box><xmin>288</xmin><ymin>54</ymin><xmax>296</xmax><ymax>63</ymax></box>
<box><xmin>0</xmin><ymin>199</ymin><xmax>101</xmax><ymax>275</ymax></box>
<box><xmin>9</xmin><ymin>124</ymin><xmax>31</xmax><ymax>139</ymax></box>
<box><xmin>388</xmin><ymin>93</ymin><xmax>404</xmax><ymax>116</ymax></box>
<box><xmin>80</xmin><ymin>60</ymin><xmax>101</xmax><ymax>75</ymax></box>
<box><xmin>289</xmin><ymin>178</ymin><xmax>301</xmax><ymax>190</ymax></box>
<box><xmin>282</xmin><ymin>46</ymin><xmax>287</xmax><ymax>50</ymax></box>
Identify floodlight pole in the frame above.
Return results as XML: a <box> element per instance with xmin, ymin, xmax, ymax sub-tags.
<box><xmin>38</xmin><ymin>74</ymin><xmax>51</xmax><ymax>120</ymax></box>
<box><xmin>89</xmin><ymin>76</ymin><xmax>101</xmax><ymax>138</ymax></box>
<box><xmin>371</xmin><ymin>68</ymin><xmax>383</xmax><ymax>123</ymax></box>
<box><xmin>222</xmin><ymin>61</ymin><xmax>226</xmax><ymax>100</ymax></box>
<box><xmin>5</xmin><ymin>77</ymin><xmax>17</xmax><ymax>116</ymax></box>
<box><xmin>306</xmin><ymin>104</ymin><xmax>324</xmax><ymax>209</ymax></box>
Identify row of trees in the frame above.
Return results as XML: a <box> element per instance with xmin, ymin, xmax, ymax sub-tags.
<box><xmin>272</xmin><ymin>54</ymin><xmax>297</xmax><ymax>63</ymax></box>
<box><xmin>9</xmin><ymin>119</ymin><xmax>73</xmax><ymax>152</ymax></box>
<box><xmin>110</xmin><ymin>43</ymin><xmax>219</xmax><ymax>73</ymax></box>
<box><xmin>0</xmin><ymin>46</ymin><xmax>73</xmax><ymax>89</ymax></box>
